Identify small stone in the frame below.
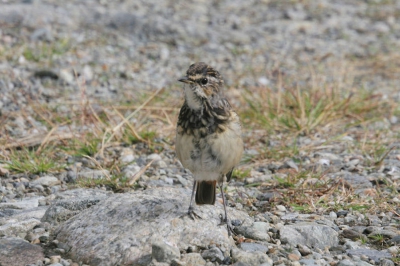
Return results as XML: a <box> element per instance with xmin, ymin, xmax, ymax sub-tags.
<box><xmin>288</xmin><ymin>253</ymin><xmax>300</xmax><ymax>261</ymax></box>
<box><xmin>235</xmin><ymin>222</ymin><xmax>271</xmax><ymax>241</ymax></box>
<box><xmin>231</xmin><ymin>248</ymin><xmax>272</xmax><ymax>265</ymax></box>
<box><xmin>329</xmin><ymin>212</ymin><xmax>337</xmax><ymax>219</ymax></box>
<box><xmin>152</xmin><ymin>241</ymin><xmax>180</xmax><ymax>263</ymax></box>
<box><xmin>59</xmin><ymin>69</ymin><xmax>74</xmax><ymax>84</ymax></box>
<box><xmin>181</xmin><ymin>253</ymin><xmax>206</xmax><ymax>266</ymax></box>
<box><xmin>297</xmin><ymin>244</ymin><xmax>312</xmax><ymax>256</ymax></box>
<box><xmin>346</xmin><ymin>248</ymin><xmax>391</xmax><ymax>263</ymax></box>
<box><xmin>50</xmin><ymin>255</ymin><xmax>61</xmax><ymax>263</ymax></box>
<box><xmin>318</xmin><ymin>159</ymin><xmax>330</xmax><ymax>166</ymax></box>
<box><xmin>77</xmin><ymin>170</ymin><xmax>110</xmax><ymax>179</ymax></box>
<box><xmin>30</xmin><ymin>176</ymin><xmax>60</xmax><ymax>187</ymax></box>
<box><xmin>337</xmin><ymin>259</ymin><xmax>355</xmax><ymax>266</ymax></box>
<box><xmin>202</xmin><ymin>247</ymin><xmax>224</xmax><ymax>263</ymax></box>
<box><xmin>239</xmin><ymin>243</ymin><xmax>268</xmax><ymax>253</ymax></box>
<box><xmin>380</xmin><ymin>259</ymin><xmax>395</xmax><ymax>266</ymax></box>
<box><xmin>66</xmin><ymin>171</ymin><xmax>77</xmax><ymax>183</ymax></box>
<box><xmin>148</xmin><ymin>154</ymin><xmax>162</xmax><ymax>162</ymax></box>
<box><xmin>276</xmin><ymin>205</ymin><xmax>286</xmax><ymax>212</ymax></box>
<box><xmin>387</xmin><ymin>246</ymin><xmax>398</xmax><ymax>255</ymax></box>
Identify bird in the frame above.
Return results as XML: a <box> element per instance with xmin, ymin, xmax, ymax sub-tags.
<box><xmin>175</xmin><ymin>62</ymin><xmax>243</xmax><ymax>235</ymax></box>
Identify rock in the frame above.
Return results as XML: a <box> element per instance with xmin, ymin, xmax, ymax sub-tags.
<box><xmin>231</xmin><ymin>248</ymin><xmax>272</xmax><ymax>266</ymax></box>
<box><xmin>148</xmin><ymin>153</ymin><xmax>162</xmax><ymax>162</ymax></box>
<box><xmin>337</xmin><ymin>173</ymin><xmax>372</xmax><ymax>193</ymax></box>
<box><xmin>279</xmin><ymin>222</ymin><xmax>339</xmax><ymax>249</ymax></box>
<box><xmin>380</xmin><ymin>259</ymin><xmax>395</xmax><ymax>266</ymax></box>
<box><xmin>390</xmin><ymin>235</ymin><xmax>400</xmax><ymax>244</ymax></box>
<box><xmin>42</xmin><ymin>189</ymin><xmax>111</xmax><ymax>225</ymax></box>
<box><xmin>0</xmin><ymin>196</ymin><xmax>42</xmax><ymax>210</ymax></box>
<box><xmin>180</xmin><ymin>253</ymin><xmax>206</xmax><ymax>266</ymax></box>
<box><xmin>0</xmin><ymin>237</ymin><xmax>44</xmax><ymax>266</ymax></box>
<box><xmin>297</xmin><ymin>244</ymin><xmax>312</xmax><ymax>256</ymax></box>
<box><xmin>55</xmin><ymin>187</ymin><xmax>251</xmax><ymax>266</ymax></box>
<box><xmin>235</xmin><ymin>222</ymin><xmax>271</xmax><ymax>241</ymax></box>
<box><xmin>152</xmin><ymin>240</ymin><xmax>180</xmax><ymax>263</ymax></box>
<box><xmin>337</xmin><ymin>259</ymin><xmax>355</xmax><ymax>266</ymax></box>
<box><xmin>368</xmin><ymin>230</ymin><xmax>397</xmax><ymax>239</ymax></box>
<box><xmin>299</xmin><ymin>258</ymin><xmax>319</xmax><ymax>266</ymax></box>
<box><xmin>77</xmin><ymin>170</ymin><xmax>110</xmax><ymax>179</ymax></box>
<box><xmin>30</xmin><ymin>176</ymin><xmax>60</xmax><ymax>187</ymax></box>
<box><xmin>288</xmin><ymin>253</ymin><xmax>300</xmax><ymax>261</ymax></box>
<box><xmin>341</xmin><ymin>229</ymin><xmax>367</xmax><ymax>241</ymax></box>
<box><xmin>0</xmin><ymin>218</ymin><xmax>41</xmax><ymax>237</ymax></box>
<box><xmin>239</xmin><ymin>242</ymin><xmax>269</xmax><ymax>253</ymax></box>
<box><xmin>346</xmin><ymin>249</ymin><xmax>391</xmax><ymax>263</ymax></box>
<box><xmin>59</xmin><ymin>69</ymin><xmax>74</xmax><ymax>84</ymax></box>
<box><xmin>201</xmin><ymin>247</ymin><xmax>224</xmax><ymax>263</ymax></box>
<box><xmin>41</xmin><ymin>195</ymin><xmax>106</xmax><ymax>225</ymax></box>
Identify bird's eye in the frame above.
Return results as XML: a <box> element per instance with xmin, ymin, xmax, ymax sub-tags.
<box><xmin>201</xmin><ymin>78</ymin><xmax>208</xmax><ymax>85</ymax></box>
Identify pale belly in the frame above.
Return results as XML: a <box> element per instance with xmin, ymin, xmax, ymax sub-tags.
<box><xmin>175</xmin><ymin>122</ymin><xmax>243</xmax><ymax>181</ymax></box>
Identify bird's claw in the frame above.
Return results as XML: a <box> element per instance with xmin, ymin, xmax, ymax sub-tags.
<box><xmin>219</xmin><ymin>214</ymin><xmax>236</xmax><ymax>236</ymax></box>
<box><xmin>187</xmin><ymin>207</ymin><xmax>202</xmax><ymax>220</ymax></box>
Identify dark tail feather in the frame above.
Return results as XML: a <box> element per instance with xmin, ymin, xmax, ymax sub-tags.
<box><xmin>195</xmin><ymin>181</ymin><xmax>216</xmax><ymax>205</ymax></box>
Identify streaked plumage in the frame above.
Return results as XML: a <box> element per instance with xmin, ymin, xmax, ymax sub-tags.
<box><xmin>175</xmin><ymin>62</ymin><xmax>243</xmax><ymax>234</ymax></box>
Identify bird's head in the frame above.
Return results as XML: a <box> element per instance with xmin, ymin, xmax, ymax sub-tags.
<box><xmin>178</xmin><ymin>62</ymin><xmax>224</xmax><ymax>110</ymax></box>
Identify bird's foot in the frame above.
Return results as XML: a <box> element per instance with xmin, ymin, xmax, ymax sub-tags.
<box><xmin>187</xmin><ymin>206</ymin><xmax>202</xmax><ymax>220</ymax></box>
<box><xmin>219</xmin><ymin>214</ymin><xmax>236</xmax><ymax>236</ymax></box>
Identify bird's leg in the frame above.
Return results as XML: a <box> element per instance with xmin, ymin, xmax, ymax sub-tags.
<box><xmin>219</xmin><ymin>182</ymin><xmax>235</xmax><ymax>236</ymax></box>
<box><xmin>188</xmin><ymin>181</ymin><xmax>202</xmax><ymax>219</ymax></box>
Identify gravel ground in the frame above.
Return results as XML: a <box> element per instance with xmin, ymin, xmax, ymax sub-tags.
<box><xmin>1</xmin><ymin>0</ymin><xmax>400</xmax><ymax>265</ymax></box>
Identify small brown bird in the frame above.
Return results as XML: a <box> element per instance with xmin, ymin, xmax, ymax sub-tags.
<box><xmin>175</xmin><ymin>62</ymin><xmax>243</xmax><ymax>234</ymax></box>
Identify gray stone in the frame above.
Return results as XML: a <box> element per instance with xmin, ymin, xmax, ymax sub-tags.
<box><xmin>41</xmin><ymin>199</ymin><xmax>103</xmax><ymax>225</ymax></box>
<box><xmin>201</xmin><ymin>247</ymin><xmax>224</xmax><ymax>263</ymax></box>
<box><xmin>368</xmin><ymin>230</ymin><xmax>397</xmax><ymax>239</ymax></box>
<box><xmin>337</xmin><ymin>259</ymin><xmax>355</xmax><ymax>266</ymax></box>
<box><xmin>152</xmin><ymin>241</ymin><xmax>180</xmax><ymax>263</ymax></box>
<box><xmin>231</xmin><ymin>248</ymin><xmax>272</xmax><ymax>266</ymax></box>
<box><xmin>380</xmin><ymin>259</ymin><xmax>395</xmax><ymax>266</ymax></box>
<box><xmin>77</xmin><ymin>170</ymin><xmax>110</xmax><ymax>179</ymax></box>
<box><xmin>30</xmin><ymin>176</ymin><xmax>60</xmax><ymax>187</ymax></box>
<box><xmin>0</xmin><ymin>237</ymin><xmax>44</xmax><ymax>266</ymax></box>
<box><xmin>280</xmin><ymin>222</ymin><xmax>339</xmax><ymax>249</ymax></box>
<box><xmin>55</xmin><ymin>187</ymin><xmax>251</xmax><ymax>266</ymax></box>
<box><xmin>341</xmin><ymin>229</ymin><xmax>368</xmax><ymax>241</ymax></box>
<box><xmin>0</xmin><ymin>196</ymin><xmax>42</xmax><ymax>210</ymax></box>
<box><xmin>235</xmin><ymin>222</ymin><xmax>271</xmax><ymax>241</ymax></box>
<box><xmin>299</xmin><ymin>259</ymin><xmax>319</xmax><ymax>266</ymax></box>
<box><xmin>297</xmin><ymin>244</ymin><xmax>312</xmax><ymax>256</ymax></box>
<box><xmin>390</xmin><ymin>235</ymin><xmax>400</xmax><ymax>244</ymax></box>
<box><xmin>181</xmin><ymin>253</ymin><xmax>206</xmax><ymax>266</ymax></box>
<box><xmin>42</xmin><ymin>189</ymin><xmax>111</xmax><ymax>225</ymax></box>
<box><xmin>239</xmin><ymin>242</ymin><xmax>268</xmax><ymax>253</ymax></box>
<box><xmin>346</xmin><ymin>249</ymin><xmax>391</xmax><ymax>263</ymax></box>
<box><xmin>0</xmin><ymin>218</ymin><xmax>41</xmax><ymax>237</ymax></box>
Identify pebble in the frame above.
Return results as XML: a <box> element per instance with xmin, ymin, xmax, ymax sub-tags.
<box><xmin>202</xmin><ymin>247</ymin><xmax>224</xmax><ymax>263</ymax></box>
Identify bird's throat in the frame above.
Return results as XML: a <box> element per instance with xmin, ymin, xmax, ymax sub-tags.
<box><xmin>184</xmin><ymin>86</ymin><xmax>203</xmax><ymax>111</ymax></box>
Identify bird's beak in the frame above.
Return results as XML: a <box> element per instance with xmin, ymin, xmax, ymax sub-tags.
<box><xmin>178</xmin><ymin>76</ymin><xmax>192</xmax><ymax>84</ymax></box>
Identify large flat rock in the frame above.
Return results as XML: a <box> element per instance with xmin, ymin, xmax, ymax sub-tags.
<box><xmin>0</xmin><ymin>237</ymin><xmax>44</xmax><ymax>266</ymax></box>
<box><xmin>280</xmin><ymin>222</ymin><xmax>339</xmax><ymax>249</ymax></box>
<box><xmin>54</xmin><ymin>187</ymin><xmax>252</xmax><ymax>266</ymax></box>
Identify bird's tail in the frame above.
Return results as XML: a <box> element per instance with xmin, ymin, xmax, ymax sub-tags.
<box><xmin>195</xmin><ymin>180</ymin><xmax>216</xmax><ymax>205</ymax></box>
